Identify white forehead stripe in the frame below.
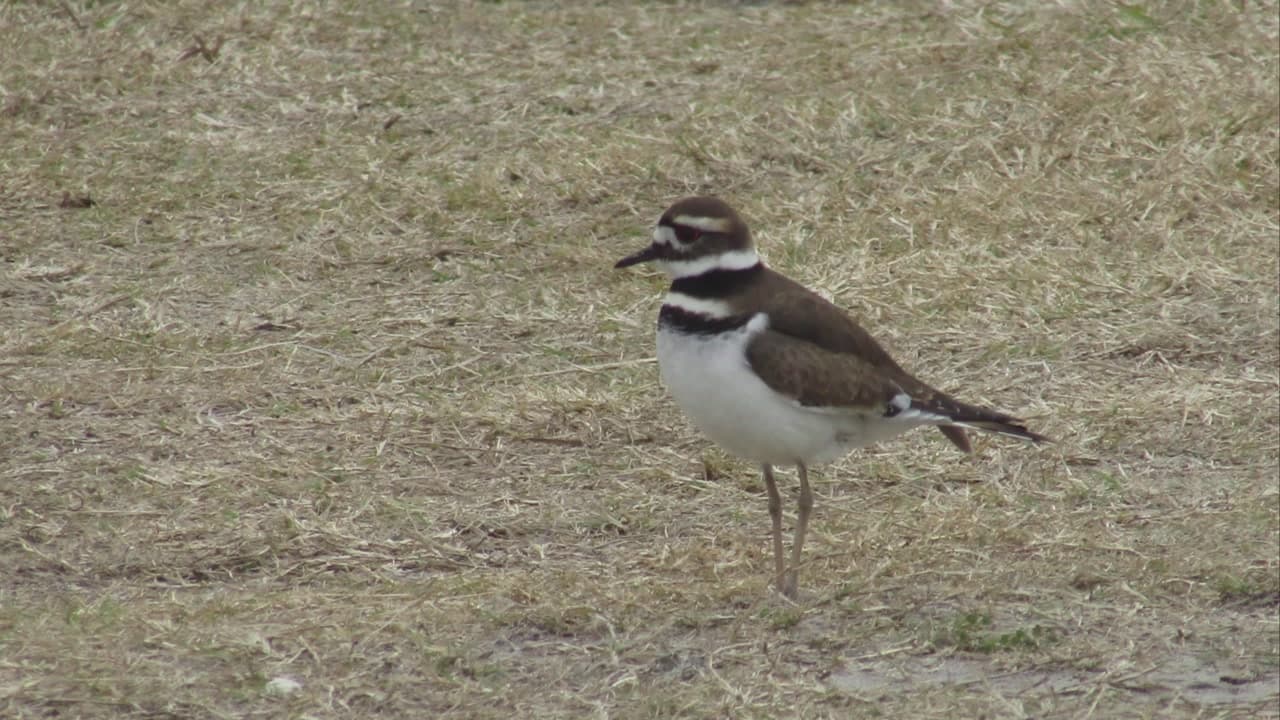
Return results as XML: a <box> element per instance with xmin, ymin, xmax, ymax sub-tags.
<box><xmin>660</xmin><ymin>249</ymin><xmax>760</xmax><ymax>279</ymax></box>
<box><xmin>673</xmin><ymin>215</ymin><xmax>732</xmax><ymax>233</ymax></box>
<box><xmin>662</xmin><ymin>292</ymin><xmax>735</xmax><ymax>318</ymax></box>
<box><xmin>652</xmin><ymin>225</ymin><xmax>677</xmax><ymax>246</ymax></box>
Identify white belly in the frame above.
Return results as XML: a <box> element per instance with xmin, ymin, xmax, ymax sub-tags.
<box><xmin>656</xmin><ymin>316</ymin><xmax>914</xmax><ymax>467</ymax></box>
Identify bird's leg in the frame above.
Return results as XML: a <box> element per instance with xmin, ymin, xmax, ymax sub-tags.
<box><xmin>761</xmin><ymin>464</ymin><xmax>787</xmax><ymax>597</ymax></box>
<box><xmin>784</xmin><ymin>462</ymin><xmax>814</xmax><ymax>599</ymax></box>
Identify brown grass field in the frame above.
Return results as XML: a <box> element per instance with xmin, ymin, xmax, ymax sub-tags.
<box><xmin>2</xmin><ymin>1</ymin><xmax>1278</xmax><ymax>718</ymax></box>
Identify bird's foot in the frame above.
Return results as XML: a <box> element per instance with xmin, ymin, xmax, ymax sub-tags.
<box><xmin>778</xmin><ymin>570</ymin><xmax>799</xmax><ymax>600</ymax></box>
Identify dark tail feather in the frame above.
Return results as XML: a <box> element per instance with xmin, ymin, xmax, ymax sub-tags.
<box><xmin>956</xmin><ymin>417</ymin><xmax>1050</xmax><ymax>444</ymax></box>
<box><xmin>917</xmin><ymin>396</ymin><xmax>1050</xmax><ymax>452</ymax></box>
<box><xmin>938</xmin><ymin>425</ymin><xmax>972</xmax><ymax>453</ymax></box>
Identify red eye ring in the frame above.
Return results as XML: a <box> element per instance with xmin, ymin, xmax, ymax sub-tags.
<box><xmin>674</xmin><ymin>225</ymin><xmax>701</xmax><ymax>245</ymax></box>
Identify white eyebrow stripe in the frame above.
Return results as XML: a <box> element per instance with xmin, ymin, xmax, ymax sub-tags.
<box><xmin>661</xmin><ymin>249</ymin><xmax>761</xmax><ymax>278</ymax></box>
<box><xmin>662</xmin><ymin>292</ymin><xmax>735</xmax><ymax>318</ymax></box>
<box><xmin>673</xmin><ymin>215</ymin><xmax>732</xmax><ymax>233</ymax></box>
<box><xmin>652</xmin><ymin>225</ymin><xmax>677</xmax><ymax>246</ymax></box>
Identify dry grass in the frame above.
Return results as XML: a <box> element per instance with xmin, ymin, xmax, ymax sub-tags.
<box><xmin>2</xmin><ymin>1</ymin><xmax>1277</xmax><ymax>718</ymax></box>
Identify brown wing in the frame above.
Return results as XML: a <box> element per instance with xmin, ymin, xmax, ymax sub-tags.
<box><xmin>745</xmin><ymin>328</ymin><xmax>905</xmax><ymax>413</ymax></box>
<box><xmin>747</xmin><ymin>269</ymin><xmax>975</xmax><ymax>450</ymax></box>
<box><xmin>747</xmin><ymin>269</ymin><xmax>908</xmax><ymax>373</ymax></box>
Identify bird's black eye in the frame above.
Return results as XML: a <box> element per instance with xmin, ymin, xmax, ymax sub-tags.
<box><xmin>673</xmin><ymin>224</ymin><xmax>701</xmax><ymax>245</ymax></box>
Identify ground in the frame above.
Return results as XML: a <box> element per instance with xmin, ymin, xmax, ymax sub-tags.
<box><xmin>1</xmin><ymin>1</ymin><xmax>1277</xmax><ymax>718</ymax></box>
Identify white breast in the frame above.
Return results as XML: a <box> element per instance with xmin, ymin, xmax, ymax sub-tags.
<box><xmin>656</xmin><ymin>313</ymin><xmax>916</xmax><ymax>466</ymax></box>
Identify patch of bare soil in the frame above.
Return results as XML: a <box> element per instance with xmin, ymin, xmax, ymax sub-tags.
<box><xmin>832</xmin><ymin>653</ymin><xmax>1278</xmax><ymax>707</ymax></box>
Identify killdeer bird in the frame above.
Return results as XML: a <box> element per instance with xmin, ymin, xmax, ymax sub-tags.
<box><xmin>616</xmin><ymin>196</ymin><xmax>1047</xmax><ymax>599</ymax></box>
